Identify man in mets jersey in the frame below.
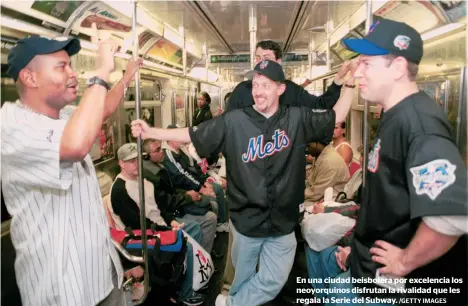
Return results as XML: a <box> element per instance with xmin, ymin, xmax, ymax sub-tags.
<box><xmin>131</xmin><ymin>59</ymin><xmax>356</xmax><ymax>306</ymax></box>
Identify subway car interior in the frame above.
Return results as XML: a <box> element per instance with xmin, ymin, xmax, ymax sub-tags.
<box><xmin>1</xmin><ymin>1</ymin><xmax>467</xmax><ymax>306</ymax></box>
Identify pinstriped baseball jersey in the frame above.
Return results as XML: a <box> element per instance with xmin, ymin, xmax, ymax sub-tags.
<box><xmin>1</xmin><ymin>101</ymin><xmax>123</xmax><ymax>306</ymax></box>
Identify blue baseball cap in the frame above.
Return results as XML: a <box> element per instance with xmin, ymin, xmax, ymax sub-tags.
<box><xmin>342</xmin><ymin>18</ymin><xmax>423</xmax><ymax>64</ymax></box>
<box><xmin>7</xmin><ymin>35</ymin><xmax>81</xmax><ymax>81</ymax></box>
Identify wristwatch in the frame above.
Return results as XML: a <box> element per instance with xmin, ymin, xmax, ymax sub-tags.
<box><xmin>344</xmin><ymin>84</ymin><xmax>356</xmax><ymax>88</ymax></box>
<box><xmin>87</xmin><ymin>76</ymin><xmax>110</xmax><ymax>91</ymax></box>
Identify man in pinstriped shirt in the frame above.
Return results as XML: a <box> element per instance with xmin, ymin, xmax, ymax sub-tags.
<box><xmin>1</xmin><ymin>25</ymin><xmax>142</xmax><ymax>305</ymax></box>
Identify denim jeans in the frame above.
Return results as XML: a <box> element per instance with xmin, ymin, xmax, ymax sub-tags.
<box><xmin>207</xmin><ymin>182</ymin><xmax>228</xmax><ymax>223</ymax></box>
<box><xmin>179</xmin><ymin>242</ymin><xmax>194</xmax><ymax>300</ymax></box>
<box><xmin>305</xmin><ymin>245</ymin><xmax>342</xmax><ymax>299</ymax></box>
<box><xmin>226</xmin><ymin>220</ymin><xmax>297</xmax><ymax>306</ymax></box>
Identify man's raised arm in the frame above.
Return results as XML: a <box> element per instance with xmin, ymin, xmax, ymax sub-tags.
<box><xmin>332</xmin><ymin>59</ymin><xmax>359</xmax><ymax>124</ymax></box>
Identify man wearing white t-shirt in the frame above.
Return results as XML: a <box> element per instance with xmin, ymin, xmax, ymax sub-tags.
<box><xmin>1</xmin><ymin>25</ymin><xmax>142</xmax><ymax>305</ymax></box>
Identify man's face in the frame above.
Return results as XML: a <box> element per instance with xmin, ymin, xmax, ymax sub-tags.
<box><xmin>252</xmin><ymin>73</ymin><xmax>285</xmax><ymax>114</ymax></box>
<box><xmin>120</xmin><ymin>157</ymin><xmax>138</xmax><ymax>178</ymax></box>
<box><xmin>28</xmin><ymin>50</ymin><xmax>78</xmax><ymax>108</ymax></box>
<box><xmin>148</xmin><ymin>141</ymin><xmax>165</xmax><ymax>163</ymax></box>
<box><xmin>354</xmin><ymin>55</ymin><xmax>395</xmax><ymax>103</ymax></box>
<box><xmin>254</xmin><ymin>47</ymin><xmax>281</xmax><ymax>65</ymax></box>
<box><xmin>333</xmin><ymin>124</ymin><xmax>345</xmax><ymax>139</ymax></box>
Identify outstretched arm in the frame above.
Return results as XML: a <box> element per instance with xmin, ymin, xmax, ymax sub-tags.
<box><xmin>131</xmin><ymin>120</ymin><xmax>191</xmax><ymax>143</ymax></box>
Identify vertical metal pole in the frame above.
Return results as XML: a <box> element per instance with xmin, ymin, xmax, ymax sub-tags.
<box><xmin>326</xmin><ymin>2</ymin><xmax>331</xmax><ymax>72</ymax></box>
<box><xmin>308</xmin><ymin>32</ymin><xmax>314</xmax><ymax>80</ymax></box>
<box><xmin>326</xmin><ymin>23</ymin><xmax>331</xmax><ymax>72</ymax></box>
<box><xmin>171</xmin><ymin>89</ymin><xmax>176</xmax><ymax>125</ymax></box>
<box><xmin>132</xmin><ymin>1</ymin><xmax>150</xmax><ymax>304</ymax></box>
<box><xmin>362</xmin><ymin>0</ymin><xmax>373</xmax><ymax>188</ymax></box>
<box><xmin>249</xmin><ymin>4</ymin><xmax>257</xmax><ymax>70</ymax></box>
<box><xmin>204</xmin><ymin>43</ymin><xmax>209</xmax><ymax>82</ymax></box>
<box><xmin>182</xmin><ymin>21</ymin><xmax>187</xmax><ymax>77</ymax></box>
<box><xmin>456</xmin><ymin>67</ymin><xmax>466</xmax><ymax>147</ymax></box>
<box><xmin>189</xmin><ymin>88</ymin><xmax>194</xmax><ymax>126</ymax></box>
<box><xmin>185</xmin><ymin>90</ymin><xmax>190</xmax><ymax>127</ymax></box>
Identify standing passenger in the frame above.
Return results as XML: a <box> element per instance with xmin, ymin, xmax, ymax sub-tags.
<box><xmin>225</xmin><ymin>40</ymin><xmax>354</xmax><ymax>112</ymax></box>
<box><xmin>325</xmin><ymin>17</ymin><xmax>467</xmax><ymax>306</ymax></box>
<box><xmin>193</xmin><ymin>91</ymin><xmax>213</xmax><ymax>126</ymax></box>
<box><xmin>1</xmin><ymin>25</ymin><xmax>143</xmax><ymax>305</ymax></box>
<box><xmin>131</xmin><ymin>59</ymin><xmax>356</xmax><ymax>306</ymax></box>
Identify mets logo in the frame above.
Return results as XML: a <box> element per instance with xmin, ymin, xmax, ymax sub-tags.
<box><xmin>242</xmin><ymin>129</ymin><xmax>290</xmax><ymax>163</ymax></box>
<box><xmin>260</xmin><ymin>60</ymin><xmax>269</xmax><ymax>69</ymax></box>
<box><xmin>367</xmin><ymin>139</ymin><xmax>381</xmax><ymax>173</ymax></box>
<box><xmin>410</xmin><ymin>159</ymin><xmax>456</xmax><ymax>200</ymax></box>
<box><xmin>393</xmin><ymin>35</ymin><xmax>411</xmax><ymax>50</ymax></box>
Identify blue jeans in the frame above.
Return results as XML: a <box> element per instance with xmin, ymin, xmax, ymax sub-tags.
<box><xmin>227</xmin><ymin>220</ymin><xmax>297</xmax><ymax>306</ymax></box>
<box><xmin>305</xmin><ymin>245</ymin><xmax>342</xmax><ymax>299</ymax></box>
<box><xmin>179</xmin><ymin>242</ymin><xmax>194</xmax><ymax>300</ymax></box>
<box><xmin>176</xmin><ymin>218</ymin><xmax>202</xmax><ymax>246</ymax></box>
<box><xmin>325</xmin><ymin>270</ymin><xmax>394</xmax><ymax>306</ymax></box>
<box><xmin>178</xmin><ymin>212</ymin><xmax>217</xmax><ymax>253</ymax></box>
<box><xmin>207</xmin><ymin>183</ymin><xmax>228</xmax><ymax>223</ymax></box>
<box><xmin>174</xmin><ymin>221</ymin><xmax>200</xmax><ymax>300</ymax></box>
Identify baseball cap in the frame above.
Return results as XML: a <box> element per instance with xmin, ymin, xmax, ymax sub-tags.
<box><xmin>118</xmin><ymin>143</ymin><xmax>138</xmax><ymax>161</ymax></box>
<box><xmin>7</xmin><ymin>35</ymin><xmax>81</xmax><ymax>81</ymax></box>
<box><xmin>342</xmin><ymin>18</ymin><xmax>423</xmax><ymax>64</ymax></box>
<box><xmin>245</xmin><ymin>60</ymin><xmax>285</xmax><ymax>82</ymax></box>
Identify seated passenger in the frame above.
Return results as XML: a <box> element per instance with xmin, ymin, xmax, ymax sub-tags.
<box><xmin>162</xmin><ymin>125</ymin><xmax>229</xmax><ymax>232</ymax></box>
<box><xmin>304</xmin><ymin>196</ymin><xmax>360</xmax><ymax>299</ymax></box>
<box><xmin>110</xmin><ymin>143</ymin><xmax>206</xmax><ymax>305</ymax></box>
<box><xmin>332</xmin><ymin>122</ymin><xmax>354</xmax><ymax>165</ymax></box>
<box><xmin>304</xmin><ymin>142</ymin><xmax>350</xmax><ymax>203</ymax></box>
<box><xmin>141</xmin><ymin>139</ymin><xmax>219</xmax><ymax>253</ymax></box>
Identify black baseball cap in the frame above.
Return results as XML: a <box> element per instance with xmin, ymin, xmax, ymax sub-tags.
<box><xmin>7</xmin><ymin>35</ymin><xmax>81</xmax><ymax>81</ymax></box>
<box><xmin>342</xmin><ymin>18</ymin><xmax>423</xmax><ymax>64</ymax></box>
<box><xmin>246</xmin><ymin>60</ymin><xmax>285</xmax><ymax>82</ymax></box>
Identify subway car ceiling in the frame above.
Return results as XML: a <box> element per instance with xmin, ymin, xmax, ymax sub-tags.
<box><xmin>0</xmin><ymin>0</ymin><xmax>466</xmax><ymax>85</ymax></box>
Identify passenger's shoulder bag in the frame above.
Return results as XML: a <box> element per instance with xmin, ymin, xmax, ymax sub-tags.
<box><xmin>182</xmin><ymin>230</ymin><xmax>215</xmax><ymax>291</ymax></box>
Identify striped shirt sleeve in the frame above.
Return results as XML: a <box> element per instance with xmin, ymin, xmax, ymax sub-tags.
<box><xmin>1</xmin><ymin>103</ymin><xmax>73</xmax><ymax>190</ymax></box>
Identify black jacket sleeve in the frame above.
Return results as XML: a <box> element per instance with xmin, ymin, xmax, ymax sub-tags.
<box><xmin>290</xmin><ymin>80</ymin><xmax>342</xmax><ymax>109</ymax></box>
<box><xmin>162</xmin><ymin>153</ymin><xmax>203</xmax><ymax>191</ymax></box>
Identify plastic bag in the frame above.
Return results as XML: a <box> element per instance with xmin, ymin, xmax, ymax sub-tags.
<box><xmin>301</xmin><ymin>212</ymin><xmax>356</xmax><ymax>252</ymax></box>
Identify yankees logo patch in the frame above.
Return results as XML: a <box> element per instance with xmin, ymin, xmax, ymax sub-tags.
<box><xmin>260</xmin><ymin>60</ymin><xmax>268</xmax><ymax>69</ymax></box>
<box><xmin>367</xmin><ymin>139</ymin><xmax>381</xmax><ymax>173</ymax></box>
<box><xmin>410</xmin><ymin>159</ymin><xmax>456</xmax><ymax>200</ymax></box>
<box><xmin>242</xmin><ymin>129</ymin><xmax>290</xmax><ymax>163</ymax></box>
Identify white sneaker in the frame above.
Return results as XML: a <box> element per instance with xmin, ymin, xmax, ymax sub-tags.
<box><xmin>215</xmin><ymin>294</ymin><xmax>228</xmax><ymax>306</ymax></box>
<box><xmin>216</xmin><ymin>222</ymin><xmax>229</xmax><ymax>232</ymax></box>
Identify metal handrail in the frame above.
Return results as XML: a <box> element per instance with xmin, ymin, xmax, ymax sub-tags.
<box><xmin>111</xmin><ymin>239</ymin><xmax>144</xmax><ymax>264</ymax></box>
<box><xmin>132</xmin><ymin>1</ymin><xmax>150</xmax><ymax>304</ymax></box>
